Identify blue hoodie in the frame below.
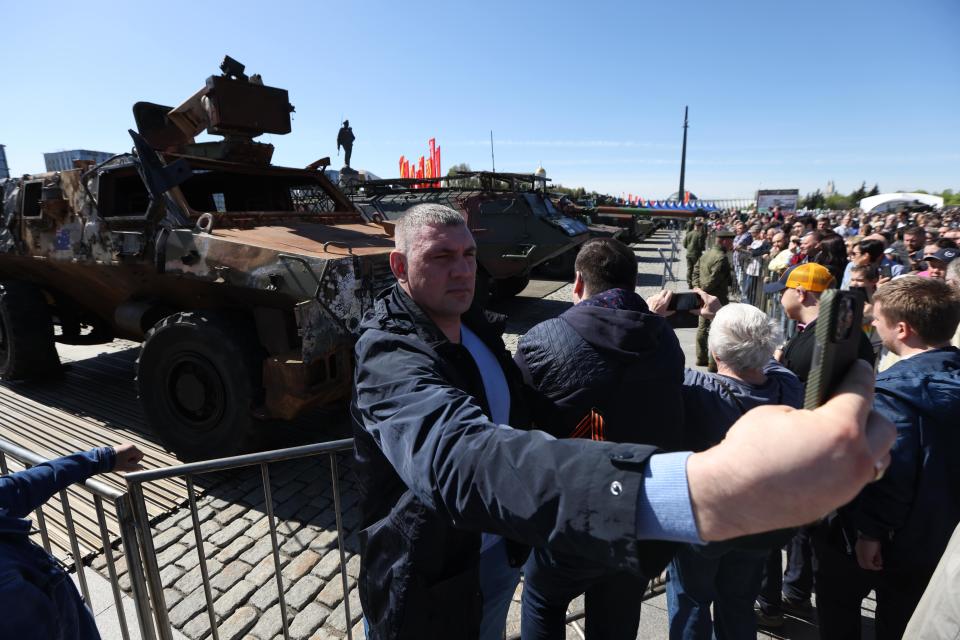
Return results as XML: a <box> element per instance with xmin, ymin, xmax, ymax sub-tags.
<box><xmin>0</xmin><ymin>447</ymin><xmax>115</xmax><ymax>640</ymax></box>
<box><xmin>851</xmin><ymin>347</ymin><xmax>960</xmax><ymax>571</ymax></box>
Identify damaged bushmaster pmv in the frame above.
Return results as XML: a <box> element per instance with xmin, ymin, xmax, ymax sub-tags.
<box><xmin>0</xmin><ymin>57</ymin><xmax>396</xmax><ymax>459</ymax></box>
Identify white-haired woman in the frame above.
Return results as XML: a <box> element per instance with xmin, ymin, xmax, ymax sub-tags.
<box><xmin>666</xmin><ymin>303</ymin><xmax>804</xmax><ymax>640</ymax></box>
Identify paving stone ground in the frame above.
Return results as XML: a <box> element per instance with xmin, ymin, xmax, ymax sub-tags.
<box><xmin>89</xmin><ymin>227</ymin><xmax>874</xmax><ymax>639</ymax></box>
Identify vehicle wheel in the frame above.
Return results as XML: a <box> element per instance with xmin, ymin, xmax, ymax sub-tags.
<box><xmin>536</xmin><ymin>248</ymin><xmax>578</xmax><ymax>279</ymax></box>
<box><xmin>0</xmin><ymin>281</ymin><xmax>61</xmax><ymax>380</ymax></box>
<box><xmin>136</xmin><ymin>311</ymin><xmax>264</xmax><ymax>461</ymax></box>
<box><xmin>492</xmin><ymin>274</ymin><xmax>531</xmax><ymax>299</ymax></box>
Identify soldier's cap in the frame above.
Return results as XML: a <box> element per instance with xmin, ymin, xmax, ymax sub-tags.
<box><xmin>923</xmin><ymin>247</ymin><xmax>959</xmax><ymax>264</ymax></box>
<box><xmin>764</xmin><ymin>263</ymin><xmax>835</xmax><ymax>294</ymax></box>
<box><xmin>715</xmin><ymin>228</ymin><xmax>736</xmax><ymax>238</ymax></box>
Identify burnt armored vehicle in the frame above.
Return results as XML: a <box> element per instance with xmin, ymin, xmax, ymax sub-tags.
<box><xmin>347</xmin><ymin>171</ymin><xmax>590</xmax><ymax>298</ymax></box>
<box><xmin>0</xmin><ymin>58</ymin><xmax>395</xmax><ymax>459</ymax></box>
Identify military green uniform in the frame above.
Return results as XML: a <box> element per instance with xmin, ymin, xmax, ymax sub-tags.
<box><xmin>683</xmin><ymin>227</ymin><xmax>707</xmax><ymax>288</ymax></box>
<box><xmin>692</xmin><ymin>243</ymin><xmax>733</xmax><ymax>369</ymax></box>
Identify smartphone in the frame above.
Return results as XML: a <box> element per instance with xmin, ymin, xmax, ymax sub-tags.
<box><xmin>879</xmin><ymin>264</ymin><xmax>893</xmax><ymax>279</ymax></box>
<box><xmin>804</xmin><ymin>289</ymin><xmax>866</xmax><ymax>410</ymax></box>
<box><xmin>668</xmin><ymin>292</ymin><xmax>704</xmax><ymax>312</ymax></box>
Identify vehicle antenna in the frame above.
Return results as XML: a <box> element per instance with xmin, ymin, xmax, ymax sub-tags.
<box><xmin>490</xmin><ymin>130</ymin><xmax>496</xmax><ymax>173</ymax></box>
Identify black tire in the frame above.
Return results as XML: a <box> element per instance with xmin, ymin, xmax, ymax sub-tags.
<box><xmin>491</xmin><ymin>274</ymin><xmax>531</xmax><ymax>299</ymax></box>
<box><xmin>136</xmin><ymin>311</ymin><xmax>264</xmax><ymax>461</ymax></box>
<box><xmin>535</xmin><ymin>248</ymin><xmax>578</xmax><ymax>279</ymax></box>
<box><xmin>0</xmin><ymin>281</ymin><xmax>60</xmax><ymax>380</ymax></box>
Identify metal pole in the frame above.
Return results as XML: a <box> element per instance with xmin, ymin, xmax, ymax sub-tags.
<box><xmin>331</xmin><ymin>454</ymin><xmax>353</xmax><ymax>640</ymax></box>
<box><xmin>94</xmin><ymin>495</ymin><xmax>131</xmax><ymax>640</ymax></box>
<box><xmin>35</xmin><ymin>501</ymin><xmax>53</xmax><ymax>553</ymax></box>
<box><xmin>658</xmin><ymin>248</ymin><xmax>675</xmax><ymax>284</ymax></box>
<box><xmin>186</xmin><ymin>476</ymin><xmax>220</xmax><ymax>640</ymax></box>
<box><xmin>60</xmin><ymin>489</ymin><xmax>93</xmax><ymax>613</ymax></box>
<box><xmin>262</xmin><ymin>464</ymin><xmax>291</xmax><ymax>640</ymax></box>
<box><xmin>490</xmin><ymin>130</ymin><xmax>496</xmax><ymax>173</ymax></box>
<box><xmin>678</xmin><ymin>106</ymin><xmax>689</xmax><ymax>204</ymax></box>
<box><xmin>129</xmin><ymin>482</ymin><xmax>174</xmax><ymax>640</ymax></box>
<box><xmin>117</xmin><ymin>496</ymin><xmax>158</xmax><ymax>640</ymax></box>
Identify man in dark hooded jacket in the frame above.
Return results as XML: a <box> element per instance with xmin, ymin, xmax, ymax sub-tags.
<box><xmin>514</xmin><ymin>238</ymin><xmax>687</xmax><ymax>638</ymax></box>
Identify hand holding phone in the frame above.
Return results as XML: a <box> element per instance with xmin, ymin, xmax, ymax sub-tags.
<box><xmin>668</xmin><ymin>292</ymin><xmax>705</xmax><ymax>312</ymax></box>
<box><xmin>804</xmin><ymin>289</ymin><xmax>867</xmax><ymax>410</ymax></box>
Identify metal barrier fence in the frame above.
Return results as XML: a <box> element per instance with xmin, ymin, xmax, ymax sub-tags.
<box><xmin>0</xmin><ymin>438</ymin><xmax>153</xmax><ymax>640</ymax></box>
<box><xmin>659</xmin><ymin>224</ymin><xmax>684</xmax><ymax>288</ymax></box>
<box><xmin>122</xmin><ymin>438</ymin><xmax>356</xmax><ymax>640</ymax></box>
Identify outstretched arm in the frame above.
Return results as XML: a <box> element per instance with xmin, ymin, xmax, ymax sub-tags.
<box><xmin>0</xmin><ymin>444</ymin><xmax>144</xmax><ymax>519</ymax></box>
<box><xmin>687</xmin><ymin>361</ymin><xmax>894</xmax><ymax>540</ymax></box>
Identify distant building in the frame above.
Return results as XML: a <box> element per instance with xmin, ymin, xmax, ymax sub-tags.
<box><xmin>43</xmin><ymin>149</ymin><xmax>114</xmax><ymax>172</ymax></box>
<box><xmin>0</xmin><ymin>144</ymin><xmax>9</xmax><ymax>179</ymax></box>
<box><xmin>825</xmin><ymin>180</ymin><xmax>836</xmax><ymax>196</ymax></box>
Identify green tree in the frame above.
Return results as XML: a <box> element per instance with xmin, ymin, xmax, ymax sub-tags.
<box><xmin>802</xmin><ymin>189</ymin><xmax>826</xmax><ymax>209</ymax></box>
<box><xmin>446</xmin><ymin>162</ymin><xmax>471</xmax><ymax>176</ymax></box>
<box><xmin>445</xmin><ymin>163</ymin><xmax>480</xmax><ymax>187</ymax></box>
<box><xmin>940</xmin><ymin>189</ymin><xmax>960</xmax><ymax>206</ymax></box>
<box><xmin>849</xmin><ymin>181</ymin><xmax>867</xmax><ymax>206</ymax></box>
<box><xmin>867</xmin><ymin>183</ymin><xmax>880</xmax><ymax>197</ymax></box>
<box><xmin>825</xmin><ymin>193</ymin><xmax>852</xmax><ymax>210</ymax></box>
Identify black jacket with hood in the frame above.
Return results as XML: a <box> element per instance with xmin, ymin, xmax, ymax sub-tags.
<box><xmin>351</xmin><ymin>284</ymin><xmax>662</xmax><ymax>639</ymax></box>
<box><xmin>514</xmin><ymin>291</ymin><xmax>686</xmax><ymax>450</ymax></box>
<box><xmin>513</xmin><ymin>290</ymin><xmax>685</xmax><ymax>576</ymax></box>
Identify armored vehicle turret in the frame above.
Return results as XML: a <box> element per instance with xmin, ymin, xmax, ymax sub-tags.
<box><xmin>0</xmin><ymin>57</ymin><xmax>395</xmax><ymax>459</ymax></box>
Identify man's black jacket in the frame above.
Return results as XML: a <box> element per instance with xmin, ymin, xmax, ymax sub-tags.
<box><xmin>514</xmin><ymin>292</ymin><xmax>685</xmax><ymax>449</ymax></box>
<box><xmin>351</xmin><ymin>284</ymin><xmax>660</xmax><ymax>639</ymax></box>
<box><xmin>514</xmin><ymin>291</ymin><xmax>685</xmax><ymax>581</ymax></box>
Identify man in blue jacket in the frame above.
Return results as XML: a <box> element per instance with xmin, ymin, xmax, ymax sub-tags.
<box><xmin>351</xmin><ymin>203</ymin><xmax>895</xmax><ymax>640</ymax></box>
<box><xmin>814</xmin><ymin>276</ymin><xmax>960</xmax><ymax>640</ymax></box>
<box><xmin>0</xmin><ymin>443</ymin><xmax>144</xmax><ymax>640</ymax></box>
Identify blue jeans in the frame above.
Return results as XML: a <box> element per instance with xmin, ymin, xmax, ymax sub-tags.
<box><xmin>667</xmin><ymin>544</ymin><xmax>766</xmax><ymax>640</ymax></box>
<box><xmin>479</xmin><ymin>537</ymin><xmax>522</xmax><ymax>640</ymax></box>
<box><xmin>521</xmin><ymin>547</ymin><xmax>646</xmax><ymax>640</ymax></box>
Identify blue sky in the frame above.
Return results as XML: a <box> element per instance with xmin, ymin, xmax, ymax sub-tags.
<box><xmin>2</xmin><ymin>0</ymin><xmax>957</xmax><ymax>199</ymax></box>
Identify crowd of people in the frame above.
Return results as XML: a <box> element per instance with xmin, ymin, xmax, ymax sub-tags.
<box><xmin>347</xmin><ymin>201</ymin><xmax>949</xmax><ymax>640</ymax></box>
<box><xmin>679</xmin><ymin>205</ymin><xmax>960</xmax><ymax>639</ymax></box>
<box><xmin>4</xmin><ymin>202</ymin><xmax>956</xmax><ymax>640</ymax></box>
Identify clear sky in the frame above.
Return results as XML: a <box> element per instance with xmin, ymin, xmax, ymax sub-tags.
<box><xmin>2</xmin><ymin>0</ymin><xmax>957</xmax><ymax>199</ymax></box>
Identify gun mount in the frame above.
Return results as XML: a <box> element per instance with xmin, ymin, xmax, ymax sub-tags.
<box><xmin>132</xmin><ymin>55</ymin><xmax>295</xmax><ymax>165</ymax></box>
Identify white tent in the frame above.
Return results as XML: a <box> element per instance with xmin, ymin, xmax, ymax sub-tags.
<box><xmin>859</xmin><ymin>192</ymin><xmax>943</xmax><ymax>213</ymax></box>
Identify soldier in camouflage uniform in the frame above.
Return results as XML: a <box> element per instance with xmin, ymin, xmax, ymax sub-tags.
<box><xmin>683</xmin><ymin>219</ymin><xmax>707</xmax><ymax>288</ymax></box>
<box><xmin>691</xmin><ymin>228</ymin><xmax>734</xmax><ymax>370</ymax></box>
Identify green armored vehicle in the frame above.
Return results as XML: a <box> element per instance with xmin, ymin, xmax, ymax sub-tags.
<box><xmin>0</xmin><ymin>57</ymin><xmax>395</xmax><ymax>459</ymax></box>
<box><xmin>347</xmin><ymin>171</ymin><xmax>590</xmax><ymax>299</ymax></box>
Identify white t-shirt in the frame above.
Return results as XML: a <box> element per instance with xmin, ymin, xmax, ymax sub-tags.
<box><xmin>460</xmin><ymin>325</ymin><xmax>511</xmax><ymax>552</ymax></box>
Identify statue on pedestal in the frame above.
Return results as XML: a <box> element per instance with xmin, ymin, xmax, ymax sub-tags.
<box><xmin>337</xmin><ymin>120</ymin><xmax>355</xmax><ymax>168</ymax></box>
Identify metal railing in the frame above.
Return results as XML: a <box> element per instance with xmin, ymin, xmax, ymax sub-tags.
<box><xmin>123</xmin><ymin>438</ymin><xmax>357</xmax><ymax>640</ymax></box>
<box><xmin>0</xmin><ymin>438</ymin><xmax>153</xmax><ymax>640</ymax></box>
